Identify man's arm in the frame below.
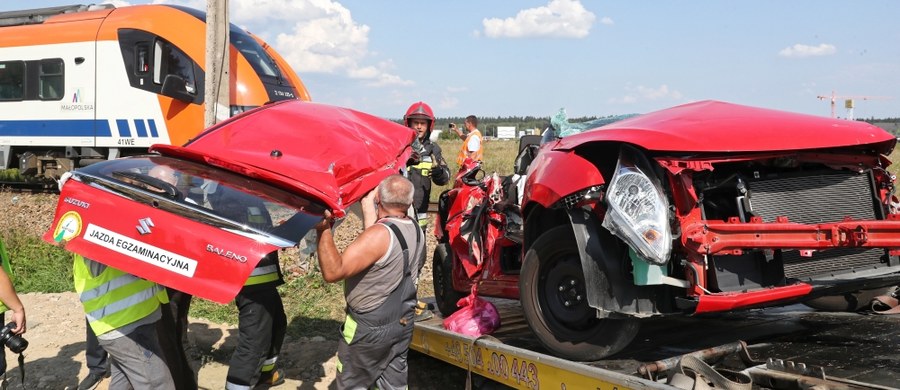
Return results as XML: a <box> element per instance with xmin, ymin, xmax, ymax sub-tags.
<box><xmin>314</xmin><ymin>190</ymin><xmax>386</xmax><ymax>283</ymax></box>
<box><xmin>315</xmin><ymin>222</ymin><xmax>389</xmax><ymax>283</ymax></box>
<box><xmin>0</xmin><ymin>270</ymin><xmax>25</xmax><ymax>334</ymax></box>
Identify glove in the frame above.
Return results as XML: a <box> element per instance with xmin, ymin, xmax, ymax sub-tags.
<box><xmin>431</xmin><ymin>165</ymin><xmax>450</xmax><ymax>186</ymax></box>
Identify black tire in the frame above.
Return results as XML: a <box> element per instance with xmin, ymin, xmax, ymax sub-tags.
<box><xmin>520</xmin><ymin>225</ymin><xmax>639</xmax><ymax>361</ymax></box>
<box><xmin>433</xmin><ymin>242</ymin><xmax>465</xmax><ymax>317</ymax></box>
<box><xmin>803</xmin><ymin>286</ymin><xmax>895</xmax><ymax>312</ymax></box>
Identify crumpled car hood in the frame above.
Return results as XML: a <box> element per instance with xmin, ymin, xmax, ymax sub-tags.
<box><xmin>152</xmin><ymin>100</ymin><xmax>415</xmax><ymax>217</ymax></box>
<box><xmin>554</xmin><ymin>100</ymin><xmax>896</xmax><ymax>154</ymax></box>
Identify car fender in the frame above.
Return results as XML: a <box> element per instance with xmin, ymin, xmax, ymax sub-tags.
<box><xmin>523</xmin><ymin>149</ymin><xmax>604</xmax><ymax>209</ymax></box>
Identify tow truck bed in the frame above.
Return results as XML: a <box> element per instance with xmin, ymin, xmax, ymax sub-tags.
<box><xmin>411</xmin><ymin>298</ymin><xmax>900</xmax><ymax>389</ymax></box>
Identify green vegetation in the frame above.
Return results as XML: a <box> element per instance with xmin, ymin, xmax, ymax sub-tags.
<box><xmin>0</xmin><ymin>169</ymin><xmax>22</xmax><ymax>181</ymax></box>
<box><xmin>3</xmin><ymin>231</ymin><xmax>72</xmax><ymax>293</ymax></box>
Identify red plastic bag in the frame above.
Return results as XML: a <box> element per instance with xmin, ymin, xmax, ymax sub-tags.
<box><xmin>442</xmin><ymin>286</ymin><xmax>501</xmax><ymax>337</ymax></box>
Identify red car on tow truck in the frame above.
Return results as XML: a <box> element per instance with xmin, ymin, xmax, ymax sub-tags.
<box><xmin>43</xmin><ymin>100</ymin><xmax>414</xmax><ymax>303</ymax></box>
<box><xmin>434</xmin><ymin>100</ymin><xmax>900</xmax><ymax>361</ymax></box>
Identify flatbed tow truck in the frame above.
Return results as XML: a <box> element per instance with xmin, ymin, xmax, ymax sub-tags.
<box><xmin>411</xmin><ymin>299</ymin><xmax>900</xmax><ymax>389</ymax></box>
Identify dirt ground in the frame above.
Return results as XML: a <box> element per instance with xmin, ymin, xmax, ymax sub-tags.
<box><xmin>0</xmin><ymin>192</ymin><xmax>472</xmax><ymax>389</ymax></box>
<box><xmin>9</xmin><ymin>292</ymin><xmax>470</xmax><ymax>390</ymax></box>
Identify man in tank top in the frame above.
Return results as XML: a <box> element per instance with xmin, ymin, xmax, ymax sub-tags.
<box><xmin>314</xmin><ymin>174</ymin><xmax>425</xmax><ymax>390</ymax></box>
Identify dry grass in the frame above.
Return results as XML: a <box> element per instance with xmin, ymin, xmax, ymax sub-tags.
<box><xmin>430</xmin><ymin>138</ymin><xmax>520</xmax><ymax>202</ymax></box>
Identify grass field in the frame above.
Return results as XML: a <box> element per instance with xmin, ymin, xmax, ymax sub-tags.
<box><xmin>429</xmin><ymin>138</ymin><xmax>521</xmax><ymax>201</ymax></box>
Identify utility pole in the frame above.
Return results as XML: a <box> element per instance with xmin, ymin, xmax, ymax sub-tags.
<box><xmin>204</xmin><ymin>0</ymin><xmax>230</xmax><ymax>127</ymax></box>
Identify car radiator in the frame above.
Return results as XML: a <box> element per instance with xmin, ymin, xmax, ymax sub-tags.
<box><xmin>747</xmin><ymin>170</ymin><xmax>887</xmax><ymax>280</ymax></box>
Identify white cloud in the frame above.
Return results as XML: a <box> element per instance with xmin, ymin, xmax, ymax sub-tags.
<box><xmin>482</xmin><ymin>0</ymin><xmax>596</xmax><ymax>39</ymax></box>
<box><xmin>608</xmin><ymin>84</ymin><xmax>683</xmax><ymax>104</ymax></box>
<box><xmin>600</xmin><ymin>16</ymin><xmax>614</xmax><ymax>26</ymax></box>
<box><xmin>439</xmin><ymin>96</ymin><xmax>460</xmax><ymax>110</ymax></box>
<box><xmin>779</xmin><ymin>43</ymin><xmax>837</xmax><ymax>58</ymax></box>
<box><xmin>156</xmin><ymin>0</ymin><xmax>411</xmax><ymax>87</ymax></box>
<box><xmin>99</xmin><ymin>0</ymin><xmax>133</xmax><ymax>7</ymax></box>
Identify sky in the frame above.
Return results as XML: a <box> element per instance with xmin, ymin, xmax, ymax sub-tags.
<box><xmin>5</xmin><ymin>0</ymin><xmax>900</xmax><ymax>120</ymax></box>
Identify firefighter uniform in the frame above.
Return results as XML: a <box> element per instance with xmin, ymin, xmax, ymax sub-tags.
<box><xmin>73</xmin><ymin>254</ymin><xmax>175</xmax><ymax>389</ymax></box>
<box><xmin>335</xmin><ymin>218</ymin><xmax>424</xmax><ymax>389</ymax></box>
<box><xmin>408</xmin><ymin>139</ymin><xmax>449</xmax><ymax>227</ymax></box>
<box><xmin>225</xmin><ymin>251</ymin><xmax>287</xmax><ymax>390</ymax></box>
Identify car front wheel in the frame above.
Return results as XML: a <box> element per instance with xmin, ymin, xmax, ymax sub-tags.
<box><xmin>520</xmin><ymin>225</ymin><xmax>639</xmax><ymax>361</ymax></box>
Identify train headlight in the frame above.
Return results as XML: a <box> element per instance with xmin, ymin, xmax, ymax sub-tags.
<box><xmin>602</xmin><ymin>148</ymin><xmax>672</xmax><ymax>265</ymax></box>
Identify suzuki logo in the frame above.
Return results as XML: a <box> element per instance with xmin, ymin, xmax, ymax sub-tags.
<box><xmin>136</xmin><ymin>218</ymin><xmax>154</xmax><ymax>235</ymax></box>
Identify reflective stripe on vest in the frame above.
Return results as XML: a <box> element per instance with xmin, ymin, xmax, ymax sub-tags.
<box><xmin>244</xmin><ymin>264</ymin><xmax>279</xmax><ymax>286</ymax></box>
<box><xmin>73</xmin><ymin>255</ymin><xmax>167</xmax><ymax>336</ymax></box>
<box><xmin>457</xmin><ymin>129</ymin><xmax>483</xmax><ymax>165</ymax></box>
<box><xmin>0</xmin><ymin>239</ymin><xmax>12</xmax><ymax>313</ymax></box>
<box><xmin>410</xmin><ymin>160</ymin><xmax>433</xmax><ymax>176</ymax></box>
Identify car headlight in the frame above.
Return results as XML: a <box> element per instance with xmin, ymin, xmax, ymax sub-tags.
<box><xmin>601</xmin><ymin>148</ymin><xmax>672</xmax><ymax>265</ymax></box>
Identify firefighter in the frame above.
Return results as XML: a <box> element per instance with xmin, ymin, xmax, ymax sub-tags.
<box><xmin>404</xmin><ymin>102</ymin><xmax>448</xmax><ymax>322</ymax></box>
<box><xmin>220</xmin><ymin>195</ymin><xmax>287</xmax><ymax>389</ymax></box>
<box><xmin>403</xmin><ymin>101</ymin><xmax>450</xmax><ymax>227</ymax></box>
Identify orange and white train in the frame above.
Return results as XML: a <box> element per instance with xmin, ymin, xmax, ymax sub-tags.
<box><xmin>0</xmin><ymin>4</ymin><xmax>311</xmax><ymax>178</ymax></box>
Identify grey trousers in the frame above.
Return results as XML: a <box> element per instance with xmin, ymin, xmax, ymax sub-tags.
<box><xmin>98</xmin><ymin>323</ymin><xmax>175</xmax><ymax>390</ymax></box>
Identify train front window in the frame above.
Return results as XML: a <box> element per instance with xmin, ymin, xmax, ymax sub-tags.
<box><xmin>153</xmin><ymin>40</ymin><xmax>197</xmax><ymax>94</ymax></box>
<box><xmin>230</xmin><ymin>30</ymin><xmax>282</xmax><ymax>79</ymax></box>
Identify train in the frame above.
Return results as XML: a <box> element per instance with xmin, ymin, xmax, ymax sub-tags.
<box><xmin>0</xmin><ymin>3</ymin><xmax>311</xmax><ymax>179</ymax></box>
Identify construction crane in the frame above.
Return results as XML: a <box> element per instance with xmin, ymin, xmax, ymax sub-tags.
<box><xmin>816</xmin><ymin>91</ymin><xmax>891</xmax><ymax>120</ymax></box>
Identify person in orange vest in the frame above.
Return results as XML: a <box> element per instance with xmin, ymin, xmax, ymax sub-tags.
<box><xmin>451</xmin><ymin>115</ymin><xmax>483</xmax><ymax>166</ymax></box>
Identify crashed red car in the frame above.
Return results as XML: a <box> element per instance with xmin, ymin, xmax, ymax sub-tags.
<box><xmin>434</xmin><ymin>100</ymin><xmax>900</xmax><ymax>361</ymax></box>
<box><xmin>44</xmin><ymin>100</ymin><xmax>414</xmax><ymax>303</ymax></box>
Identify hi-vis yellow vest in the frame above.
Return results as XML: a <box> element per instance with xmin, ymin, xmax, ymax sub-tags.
<box><xmin>0</xmin><ymin>239</ymin><xmax>13</xmax><ymax>313</ymax></box>
<box><xmin>73</xmin><ymin>255</ymin><xmax>168</xmax><ymax>336</ymax></box>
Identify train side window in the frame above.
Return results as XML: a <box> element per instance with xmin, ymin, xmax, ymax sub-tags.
<box><xmin>38</xmin><ymin>58</ymin><xmax>64</xmax><ymax>100</ymax></box>
<box><xmin>0</xmin><ymin>61</ymin><xmax>25</xmax><ymax>101</ymax></box>
<box><xmin>153</xmin><ymin>40</ymin><xmax>197</xmax><ymax>94</ymax></box>
<box><xmin>135</xmin><ymin>43</ymin><xmax>150</xmax><ymax>75</ymax></box>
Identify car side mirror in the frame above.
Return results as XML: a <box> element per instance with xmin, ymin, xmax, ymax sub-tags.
<box><xmin>161</xmin><ymin>74</ymin><xmax>194</xmax><ymax>103</ymax></box>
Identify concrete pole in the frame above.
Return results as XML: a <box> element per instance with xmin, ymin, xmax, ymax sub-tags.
<box><xmin>204</xmin><ymin>0</ymin><xmax>230</xmax><ymax>127</ymax></box>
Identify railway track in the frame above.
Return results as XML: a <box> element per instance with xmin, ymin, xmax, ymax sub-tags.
<box><xmin>0</xmin><ymin>180</ymin><xmax>58</xmax><ymax>193</ymax></box>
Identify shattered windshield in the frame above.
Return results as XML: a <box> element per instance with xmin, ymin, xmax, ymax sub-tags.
<box><xmin>73</xmin><ymin>156</ymin><xmax>326</xmax><ymax>247</ymax></box>
<box><xmin>550</xmin><ymin>108</ymin><xmax>638</xmax><ymax>138</ymax></box>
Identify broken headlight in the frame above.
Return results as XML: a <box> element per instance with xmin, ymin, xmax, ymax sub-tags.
<box><xmin>602</xmin><ymin>147</ymin><xmax>672</xmax><ymax>265</ymax></box>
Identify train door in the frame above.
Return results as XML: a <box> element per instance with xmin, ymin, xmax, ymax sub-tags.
<box><xmin>94</xmin><ymin>28</ymin><xmax>205</xmax><ymax>159</ymax></box>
